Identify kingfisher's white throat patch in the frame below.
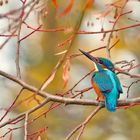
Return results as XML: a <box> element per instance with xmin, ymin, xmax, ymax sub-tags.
<box><xmin>94</xmin><ymin>63</ymin><xmax>108</xmax><ymax>71</ymax></box>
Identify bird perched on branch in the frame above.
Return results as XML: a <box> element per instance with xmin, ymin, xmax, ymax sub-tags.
<box><xmin>79</xmin><ymin>49</ymin><xmax>123</xmax><ymax>112</ymax></box>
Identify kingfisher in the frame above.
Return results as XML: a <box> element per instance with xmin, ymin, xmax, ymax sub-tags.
<box><xmin>79</xmin><ymin>49</ymin><xmax>123</xmax><ymax>112</ymax></box>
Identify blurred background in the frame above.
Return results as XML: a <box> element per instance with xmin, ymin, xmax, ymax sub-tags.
<box><xmin>0</xmin><ymin>0</ymin><xmax>140</xmax><ymax>139</ymax></box>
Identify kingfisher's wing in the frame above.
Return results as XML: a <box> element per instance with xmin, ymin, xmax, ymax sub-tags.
<box><xmin>112</xmin><ymin>74</ymin><xmax>123</xmax><ymax>93</ymax></box>
<box><xmin>92</xmin><ymin>71</ymin><xmax>114</xmax><ymax>95</ymax></box>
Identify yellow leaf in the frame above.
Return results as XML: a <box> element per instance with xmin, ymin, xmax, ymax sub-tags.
<box><xmin>54</xmin><ymin>50</ymin><xmax>68</xmax><ymax>56</ymax></box>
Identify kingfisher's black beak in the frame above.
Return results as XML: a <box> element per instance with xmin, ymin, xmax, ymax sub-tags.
<box><xmin>79</xmin><ymin>49</ymin><xmax>98</xmax><ymax>63</ymax></box>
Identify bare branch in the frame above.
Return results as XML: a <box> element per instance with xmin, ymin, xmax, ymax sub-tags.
<box><xmin>24</xmin><ymin>113</ymin><xmax>28</xmax><ymax>140</ymax></box>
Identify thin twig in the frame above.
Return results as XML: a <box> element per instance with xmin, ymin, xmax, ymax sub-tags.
<box><xmin>65</xmin><ymin>106</ymin><xmax>103</xmax><ymax>140</ymax></box>
<box><xmin>106</xmin><ymin>0</ymin><xmax>128</xmax><ymax>58</ymax></box>
<box><xmin>0</xmin><ymin>88</ymin><xmax>24</xmax><ymax>122</ymax></box>
<box><xmin>126</xmin><ymin>80</ymin><xmax>140</xmax><ymax>98</ymax></box>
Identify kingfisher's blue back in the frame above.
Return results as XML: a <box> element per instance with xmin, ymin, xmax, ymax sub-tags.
<box><xmin>92</xmin><ymin>69</ymin><xmax>122</xmax><ymax>112</ymax></box>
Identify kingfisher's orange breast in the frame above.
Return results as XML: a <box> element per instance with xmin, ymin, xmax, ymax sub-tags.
<box><xmin>91</xmin><ymin>80</ymin><xmax>105</xmax><ymax>100</ymax></box>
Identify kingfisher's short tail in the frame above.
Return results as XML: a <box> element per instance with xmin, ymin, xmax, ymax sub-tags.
<box><xmin>105</xmin><ymin>93</ymin><xmax>118</xmax><ymax>112</ymax></box>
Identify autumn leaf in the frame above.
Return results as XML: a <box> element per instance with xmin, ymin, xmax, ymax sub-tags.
<box><xmin>37</xmin><ymin>135</ymin><xmax>41</xmax><ymax>140</ymax></box>
<box><xmin>85</xmin><ymin>0</ymin><xmax>94</xmax><ymax>9</ymax></box>
<box><xmin>114</xmin><ymin>7</ymin><xmax>118</xmax><ymax>19</ymax></box>
<box><xmin>62</xmin><ymin>59</ymin><xmax>71</xmax><ymax>88</ymax></box>
<box><xmin>51</xmin><ymin>0</ymin><xmax>58</xmax><ymax>10</ymax></box>
<box><xmin>58</xmin><ymin>0</ymin><xmax>75</xmax><ymax>18</ymax></box>
<box><xmin>54</xmin><ymin>50</ymin><xmax>68</xmax><ymax>55</ymax></box>
<box><xmin>100</xmin><ymin>7</ymin><xmax>112</xmax><ymax>18</ymax></box>
<box><xmin>9</xmin><ymin>131</ymin><xmax>12</xmax><ymax>140</ymax></box>
<box><xmin>55</xmin><ymin>0</ymin><xmax>94</xmax><ymax>18</ymax></box>
<box><xmin>40</xmin><ymin>71</ymin><xmax>56</xmax><ymax>91</ymax></box>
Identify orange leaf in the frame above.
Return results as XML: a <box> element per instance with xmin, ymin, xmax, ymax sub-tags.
<box><xmin>37</xmin><ymin>135</ymin><xmax>41</xmax><ymax>140</ymax></box>
<box><xmin>62</xmin><ymin>59</ymin><xmax>71</xmax><ymax>88</ymax></box>
<box><xmin>101</xmin><ymin>7</ymin><xmax>112</xmax><ymax>17</ymax></box>
<box><xmin>58</xmin><ymin>0</ymin><xmax>75</xmax><ymax>18</ymax></box>
<box><xmin>85</xmin><ymin>0</ymin><xmax>94</xmax><ymax>9</ymax></box>
<box><xmin>51</xmin><ymin>0</ymin><xmax>58</xmax><ymax>10</ymax></box>
<box><xmin>9</xmin><ymin>131</ymin><xmax>12</xmax><ymax>140</ymax></box>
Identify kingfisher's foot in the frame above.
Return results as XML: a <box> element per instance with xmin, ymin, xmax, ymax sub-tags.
<box><xmin>96</xmin><ymin>96</ymin><xmax>100</xmax><ymax>101</ymax></box>
<box><xmin>98</xmin><ymin>101</ymin><xmax>104</xmax><ymax>107</ymax></box>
